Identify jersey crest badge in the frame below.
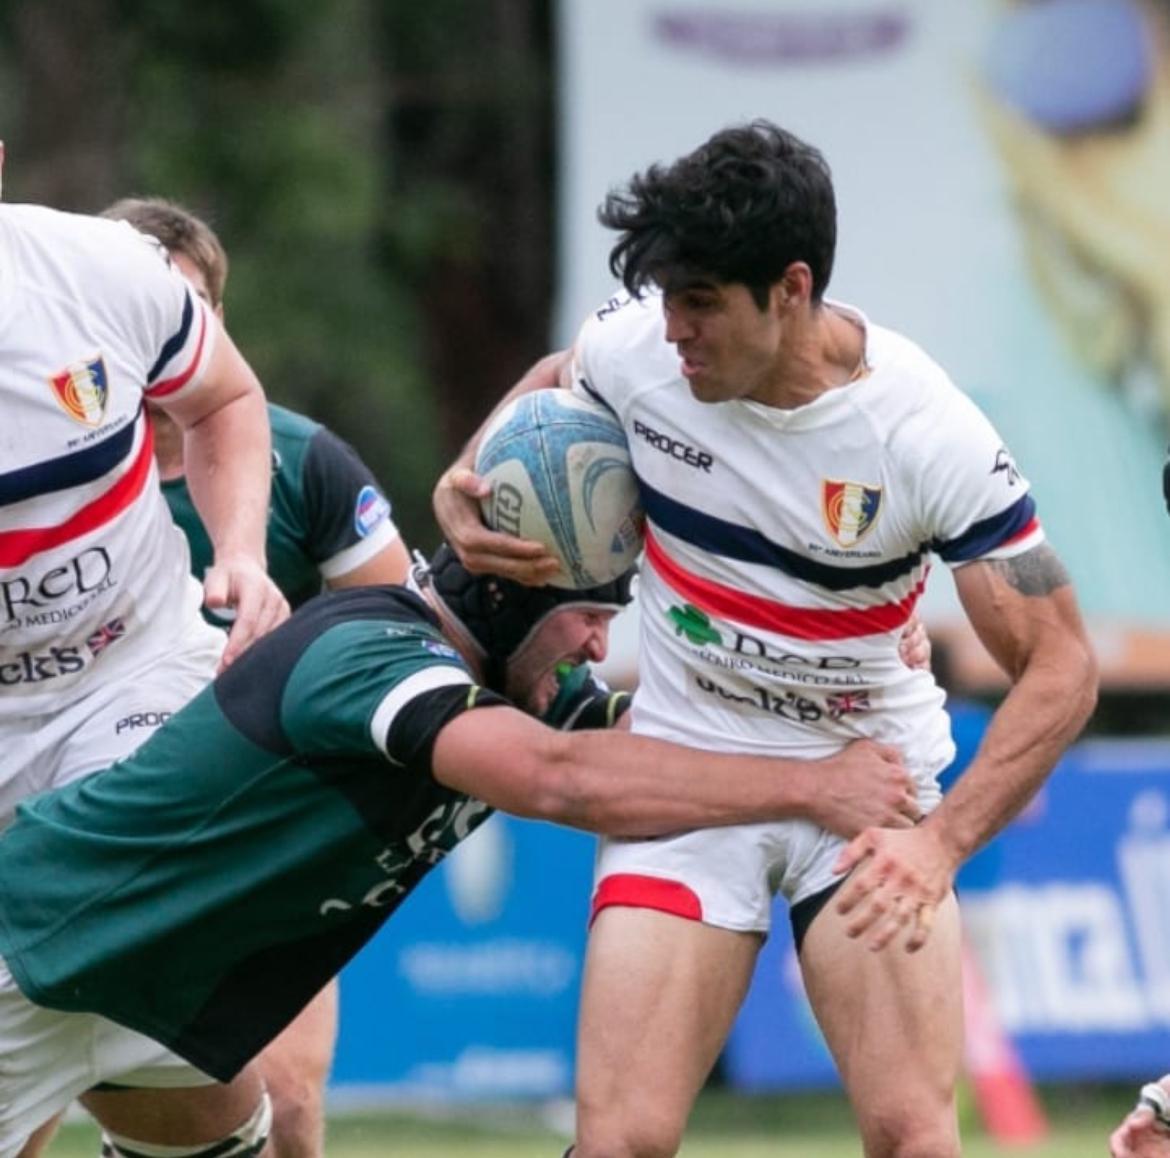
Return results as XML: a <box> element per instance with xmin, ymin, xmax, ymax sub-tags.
<box><xmin>822</xmin><ymin>479</ymin><xmax>882</xmax><ymax>547</ymax></box>
<box><xmin>49</xmin><ymin>355</ymin><xmax>109</xmax><ymax>427</ymax></box>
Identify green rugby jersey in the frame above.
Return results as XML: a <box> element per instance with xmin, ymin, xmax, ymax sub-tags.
<box><xmin>0</xmin><ymin>586</ymin><xmax>506</xmax><ymax>1081</ymax></box>
<box><xmin>162</xmin><ymin>403</ymin><xmax>398</xmax><ymax>612</ymax></box>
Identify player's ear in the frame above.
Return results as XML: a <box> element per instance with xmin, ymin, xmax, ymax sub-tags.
<box><xmin>776</xmin><ymin>262</ymin><xmax>813</xmax><ymax>307</ymax></box>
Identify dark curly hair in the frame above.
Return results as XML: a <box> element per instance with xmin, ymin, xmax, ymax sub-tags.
<box><xmin>599</xmin><ymin>120</ymin><xmax>837</xmax><ymax>308</ymax></box>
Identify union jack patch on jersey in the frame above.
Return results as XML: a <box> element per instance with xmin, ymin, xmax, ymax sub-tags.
<box><xmin>825</xmin><ymin>689</ymin><xmax>871</xmax><ymax>719</ymax></box>
<box><xmin>49</xmin><ymin>355</ymin><xmax>109</xmax><ymax>427</ymax></box>
<box><xmin>86</xmin><ymin>617</ymin><xmax>126</xmax><ymax>656</ymax></box>
<box><xmin>822</xmin><ymin>479</ymin><xmax>882</xmax><ymax>548</ymax></box>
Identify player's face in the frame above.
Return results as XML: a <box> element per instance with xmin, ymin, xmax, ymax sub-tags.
<box><xmin>505</xmin><ymin>606</ymin><xmax>615</xmax><ymax>715</ymax></box>
<box><xmin>661</xmin><ymin>280</ymin><xmax>783</xmax><ymax>404</ymax></box>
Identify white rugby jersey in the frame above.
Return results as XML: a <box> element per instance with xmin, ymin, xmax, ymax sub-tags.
<box><xmin>572</xmin><ymin>292</ymin><xmax>1043</xmax><ymax>778</ymax></box>
<box><xmin>0</xmin><ymin>205</ymin><xmax>218</xmax><ymax>716</ymax></box>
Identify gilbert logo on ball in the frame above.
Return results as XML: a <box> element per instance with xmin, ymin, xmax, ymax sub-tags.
<box><xmin>475</xmin><ymin>389</ymin><xmax>644</xmax><ymax>589</ymax></box>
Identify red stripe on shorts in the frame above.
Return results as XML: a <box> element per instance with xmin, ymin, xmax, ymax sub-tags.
<box><xmin>590</xmin><ymin>873</ymin><xmax>703</xmax><ymax>926</ymax></box>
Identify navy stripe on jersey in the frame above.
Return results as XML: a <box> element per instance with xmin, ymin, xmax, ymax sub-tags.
<box><xmin>932</xmin><ymin>493</ymin><xmax>1036</xmax><ymax>563</ymax></box>
<box><xmin>146</xmin><ymin>289</ymin><xmax>194</xmax><ymax>386</ymax></box>
<box><xmin>0</xmin><ymin>409</ymin><xmax>139</xmax><ymax>508</ymax></box>
<box><xmin>640</xmin><ymin>476</ymin><xmax>928</xmax><ymax>591</ymax></box>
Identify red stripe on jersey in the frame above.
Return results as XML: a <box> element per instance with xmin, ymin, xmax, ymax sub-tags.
<box><xmin>644</xmin><ymin>526</ymin><xmax>924</xmax><ymax>641</ymax></box>
<box><xmin>590</xmin><ymin>873</ymin><xmax>703</xmax><ymax>926</ymax></box>
<box><xmin>145</xmin><ymin>306</ymin><xmax>208</xmax><ymax>399</ymax></box>
<box><xmin>1000</xmin><ymin>516</ymin><xmax>1040</xmax><ymax>548</ymax></box>
<box><xmin>0</xmin><ymin>421</ymin><xmax>155</xmax><ymax>567</ymax></box>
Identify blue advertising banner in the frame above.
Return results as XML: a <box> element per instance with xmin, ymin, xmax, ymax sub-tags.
<box><xmin>724</xmin><ymin>738</ymin><xmax>1170</xmax><ymax>1089</ymax></box>
<box><xmin>331</xmin><ymin>814</ymin><xmax>595</xmax><ymax>1101</ymax></box>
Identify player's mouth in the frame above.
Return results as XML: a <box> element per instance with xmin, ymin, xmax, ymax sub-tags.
<box><xmin>535</xmin><ymin>654</ymin><xmax>591</xmax><ymax>714</ymax></box>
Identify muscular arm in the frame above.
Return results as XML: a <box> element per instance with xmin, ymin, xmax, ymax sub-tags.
<box><xmin>432</xmin><ymin>706</ymin><xmax>921</xmax><ymax>838</ymax></box>
<box><xmin>925</xmin><ymin>545</ymin><xmax>1097</xmax><ymax>862</ymax></box>
<box><xmin>432</xmin><ymin>350</ymin><xmax>571</xmax><ymax>582</ymax></box>
<box><xmin>156</xmin><ymin>322</ymin><xmax>289</xmax><ymax>666</ymax></box>
<box><xmin>835</xmin><ymin>543</ymin><xmax>1097</xmax><ymax>950</ymax></box>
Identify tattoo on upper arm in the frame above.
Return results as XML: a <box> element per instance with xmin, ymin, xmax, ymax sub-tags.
<box><xmin>988</xmin><ymin>545</ymin><xmax>1070</xmax><ymax>596</ymax></box>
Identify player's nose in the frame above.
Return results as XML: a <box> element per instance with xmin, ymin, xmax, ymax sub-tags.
<box><xmin>584</xmin><ymin>625</ymin><xmax>608</xmax><ymax>663</ymax></box>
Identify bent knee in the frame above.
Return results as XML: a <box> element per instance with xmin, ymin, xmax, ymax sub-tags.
<box><xmin>857</xmin><ymin>1109</ymin><xmax>959</xmax><ymax>1158</ymax></box>
<box><xmin>575</xmin><ymin>1102</ymin><xmax>686</xmax><ymax>1158</ymax></box>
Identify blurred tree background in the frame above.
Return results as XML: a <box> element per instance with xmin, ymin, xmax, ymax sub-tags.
<box><xmin>0</xmin><ymin>0</ymin><xmax>555</xmax><ymax>550</ymax></box>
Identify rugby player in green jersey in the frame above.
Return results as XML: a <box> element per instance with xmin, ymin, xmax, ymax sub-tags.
<box><xmin>98</xmin><ymin>197</ymin><xmax>413</xmax><ymax>1158</ymax></box>
<box><xmin>0</xmin><ymin>543</ymin><xmax>922</xmax><ymax>1158</ymax></box>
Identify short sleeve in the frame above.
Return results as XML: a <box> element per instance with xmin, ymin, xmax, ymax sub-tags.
<box><xmin>300</xmin><ymin>426</ymin><xmax>401</xmax><ymax>578</ymax></box>
<box><xmin>102</xmin><ymin>222</ymin><xmax>219</xmax><ymax>403</ymax></box>
<box><xmin>280</xmin><ymin>618</ymin><xmax>505</xmax><ymax>771</ymax></box>
<box><xmin>375</xmin><ymin>679</ymin><xmax>508</xmax><ymax>770</ymax></box>
<box><xmin>899</xmin><ymin>387</ymin><xmax>1044</xmax><ymax>567</ymax></box>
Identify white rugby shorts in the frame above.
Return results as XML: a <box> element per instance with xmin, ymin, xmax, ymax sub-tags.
<box><xmin>592</xmin><ymin>787</ymin><xmax>941</xmax><ymax>935</ymax></box>
<box><xmin>0</xmin><ymin>956</ymin><xmax>217</xmax><ymax>1158</ymax></box>
<box><xmin>0</xmin><ymin>616</ymin><xmax>224</xmax><ymax>828</ymax></box>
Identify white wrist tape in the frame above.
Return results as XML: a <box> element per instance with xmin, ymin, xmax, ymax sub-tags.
<box><xmin>1138</xmin><ymin>1082</ymin><xmax>1170</xmax><ymax>1131</ymax></box>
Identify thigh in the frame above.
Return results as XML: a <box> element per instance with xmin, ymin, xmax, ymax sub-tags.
<box><xmin>81</xmin><ymin>1066</ymin><xmax>265</xmax><ymax>1145</ymax></box>
<box><xmin>799</xmin><ymin>890</ymin><xmax>963</xmax><ymax>1157</ymax></box>
<box><xmin>83</xmin><ymin>1000</ymin><xmax>261</xmax><ymax>1145</ymax></box>
<box><xmin>575</xmin><ymin>906</ymin><xmax>760</xmax><ymax>1155</ymax></box>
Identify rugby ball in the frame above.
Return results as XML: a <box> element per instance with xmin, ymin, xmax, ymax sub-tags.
<box><xmin>475</xmin><ymin>389</ymin><xmax>643</xmax><ymax>589</ymax></box>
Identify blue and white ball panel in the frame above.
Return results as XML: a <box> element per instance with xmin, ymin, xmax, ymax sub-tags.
<box><xmin>476</xmin><ymin>389</ymin><xmax>643</xmax><ymax>589</ymax></box>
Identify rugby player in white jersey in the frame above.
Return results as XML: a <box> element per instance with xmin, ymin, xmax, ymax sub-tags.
<box><xmin>433</xmin><ymin>121</ymin><xmax>1099</xmax><ymax>1157</ymax></box>
<box><xmin>0</xmin><ymin>143</ymin><xmax>287</xmax><ymax>1158</ymax></box>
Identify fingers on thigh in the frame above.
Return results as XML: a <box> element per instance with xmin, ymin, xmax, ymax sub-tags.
<box><xmin>799</xmin><ymin>893</ymin><xmax>963</xmax><ymax>1102</ymax></box>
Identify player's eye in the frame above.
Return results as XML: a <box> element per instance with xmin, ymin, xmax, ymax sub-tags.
<box><xmin>681</xmin><ymin>292</ymin><xmax>718</xmax><ymax>313</ymax></box>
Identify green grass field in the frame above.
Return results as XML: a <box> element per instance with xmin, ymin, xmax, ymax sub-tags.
<box><xmin>44</xmin><ymin>1085</ymin><xmax>1136</xmax><ymax>1156</ymax></box>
